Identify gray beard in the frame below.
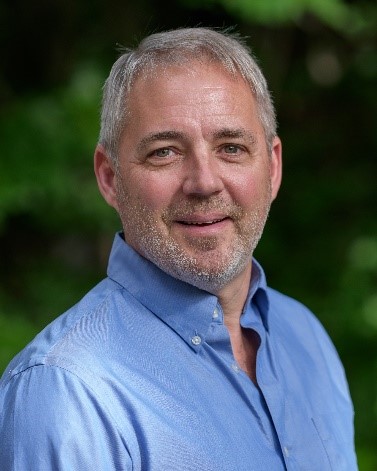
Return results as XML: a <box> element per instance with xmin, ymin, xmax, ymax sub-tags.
<box><xmin>136</xmin><ymin>213</ymin><xmax>268</xmax><ymax>294</ymax></box>
<box><xmin>115</xmin><ymin>177</ymin><xmax>271</xmax><ymax>294</ymax></box>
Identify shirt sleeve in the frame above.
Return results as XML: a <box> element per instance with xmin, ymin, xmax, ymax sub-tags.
<box><xmin>0</xmin><ymin>364</ymin><xmax>133</xmax><ymax>470</ymax></box>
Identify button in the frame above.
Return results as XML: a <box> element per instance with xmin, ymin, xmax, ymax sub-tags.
<box><xmin>283</xmin><ymin>446</ymin><xmax>290</xmax><ymax>458</ymax></box>
<box><xmin>213</xmin><ymin>307</ymin><xmax>219</xmax><ymax>319</ymax></box>
<box><xmin>231</xmin><ymin>363</ymin><xmax>240</xmax><ymax>372</ymax></box>
<box><xmin>191</xmin><ymin>335</ymin><xmax>202</xmax><ymax>346</ymax></box>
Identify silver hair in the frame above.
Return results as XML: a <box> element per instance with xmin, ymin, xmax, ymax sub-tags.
<box><xmin>99</xmin><ymin>27</ymin><xmax>277</xmax><ymax>161</ymax></box>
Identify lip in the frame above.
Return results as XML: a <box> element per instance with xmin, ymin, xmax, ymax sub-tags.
<box><xmin>175</xmin><ymin>213</ymin><xmax>230</xmax><ymax>225</ymax></box>
<box><xmin>173</xmin><ymin>214</ymin><xmax>232</xmax><ymax>236</ymax></box>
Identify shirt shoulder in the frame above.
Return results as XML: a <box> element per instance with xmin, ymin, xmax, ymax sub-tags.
<box><xmin>0</xmin><ymin>360</ymin><xmax>135</xmax><ymax>470</ymax></box>
<box><xmin>1</xmin><ymin>277</ymin><xmax>125</xmax><ymax>385</ymax></box>
<box><xmin>266</xmin><ymin>286</ymin><xmax>334</xmax><ymax>343</ymax></box>
<box><xmin>0</xmin><ymin>277</ymin><xmax>145</xmax><ymax>469</ymax></box>
<box><xmin>266</xmin><ymin>286</ymin><xmax>352</xmax><ymax>403</ymax></box>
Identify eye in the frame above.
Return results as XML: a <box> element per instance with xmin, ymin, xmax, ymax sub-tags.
<box><xmin>220</xmin><ymin>144</ymin><xmax>247</xmax><ymax>157</ymax></box>
<box><xmin>145</xmin><ymin>146</ymin><xmax>181</xmax><ymax>166</ymax></box>
<box><xmin>223</xmin><ymin>144</ymin><xmax>240</xmax><ymax>154</ymax></box>
<box><xmin>153</xmin><ymin>148</ymin><xmax>173</xmax><ymax>158</ymax></box>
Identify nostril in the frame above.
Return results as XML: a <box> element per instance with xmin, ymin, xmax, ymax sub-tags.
<box><xmin>182</xmin><ymin>172</ymin><xmax>223</xmax><ymax>197</ymax></box>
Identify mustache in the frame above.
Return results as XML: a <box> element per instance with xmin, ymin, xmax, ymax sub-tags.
<box><xmin>161</xmin><ymin>197</ymin><xmax>244</xmax><ymax>223</ymax></box>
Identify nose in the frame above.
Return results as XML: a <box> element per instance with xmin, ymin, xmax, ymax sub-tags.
<box><xmin>182</xmin><ymin>151</ymin><xmax>224</xmax><ymax>197</ymax></box>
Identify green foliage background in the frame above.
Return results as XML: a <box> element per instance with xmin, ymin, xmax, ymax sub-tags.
<box><xmin>0</xmin><ymin>0</ymin><xmax>376</xmax><ymax>467</ymax></box>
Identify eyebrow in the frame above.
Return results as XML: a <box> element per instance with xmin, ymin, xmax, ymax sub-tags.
<box><xmin>213</xmin><ymin>127</ymin><xmax>257</xmax><ymax>144</ymax></box>
<box><xmin>136</xmin><ymin>127</ymin><xmax>257</xmax><ymax>154</ymax></box>
<box><xmin>136</xmin><ymin>131</ymin><xmax>187</xmax><ymax>153</ymax></box>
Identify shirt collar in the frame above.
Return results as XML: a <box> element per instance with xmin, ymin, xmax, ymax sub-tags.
<box><xmin>242</xmin><ymin>258</ymin><xmax>271</xmax><ymax>332</ymax></box>
<box><xmin>107</xmin><ymin>232</ymin><xmax>270</xmax><ymax>350</ymax></box>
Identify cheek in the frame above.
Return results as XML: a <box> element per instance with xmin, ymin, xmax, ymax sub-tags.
<box><xmin>127</xmin><ymin>173</ymin><xmax>177</xmax><ymax>212</ymax></box>
<box><xmin>230</xmin><ymin>169</ymin><xmax>272</xmax><ymax>208</ymax></box>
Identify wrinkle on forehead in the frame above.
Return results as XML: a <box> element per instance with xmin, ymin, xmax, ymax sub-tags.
<box><xmin>122</xmin><ymin>61</ymin><xmax>265</xmax><ymax>150</ymax></box>
<box><xmin>129</xmin><ymin>80</ymin><xmax>257</xmax><ymax>125</ymax></box>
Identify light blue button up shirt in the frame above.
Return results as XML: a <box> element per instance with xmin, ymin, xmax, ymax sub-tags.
<box><xmin>0</xmin><ymin>233</ymin><xmax>357</xmax><ymax>470</ymax></box>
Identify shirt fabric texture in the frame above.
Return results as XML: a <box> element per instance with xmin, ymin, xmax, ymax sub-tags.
<box><xmin>0</xmin><ymin>232</ymin><xmax>357</xmax><ymax>470</ymax></box>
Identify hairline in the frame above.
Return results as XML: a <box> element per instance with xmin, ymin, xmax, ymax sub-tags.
<box><xmin>99</xmin><ymin>28</ymin><xmax>277</xmax><ymax>163</ymax></box>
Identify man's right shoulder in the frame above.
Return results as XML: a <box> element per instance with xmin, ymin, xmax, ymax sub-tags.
<box><xmin>0</xmin><ymin>277</ymin><xmax>129</xmax><ymax>386</ymax></box>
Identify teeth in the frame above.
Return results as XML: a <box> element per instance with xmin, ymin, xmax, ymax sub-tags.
<box><xmin>184</xmin><ymin>219</ymin><xmax>223</xmax><ymax>225</ymax></box>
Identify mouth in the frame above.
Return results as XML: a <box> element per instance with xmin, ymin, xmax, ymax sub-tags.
<box><xmin>177</xmin><ymin>217</ymin><xmax>229</xmax><ymax>227</ymax></box>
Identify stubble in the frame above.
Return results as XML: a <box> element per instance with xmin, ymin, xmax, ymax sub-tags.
<box><xmin>115</xmin><ymin>173</ymin><xmax>271</xmax><ymax>293</ymax></box>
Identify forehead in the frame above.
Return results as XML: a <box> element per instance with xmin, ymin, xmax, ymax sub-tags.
<box><xmin>126</xmin><ymin>61</ymin><xmax>260</xmax><ymax>128</ymax></box>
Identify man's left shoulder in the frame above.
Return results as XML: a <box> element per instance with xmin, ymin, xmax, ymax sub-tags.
<box><xmin>267</xmin><ymin>286</ymin><xmax>322</xmax><ymax>326</ymax></box>
<box><xmin>265</xmin><ymin>286</ymin><xmax>339</xmax><ymax>356</ymax></box>
<box><xmin>266</xmin><ymin>286</ymin><xmax>353</xmax><ymax>401</ymax></box>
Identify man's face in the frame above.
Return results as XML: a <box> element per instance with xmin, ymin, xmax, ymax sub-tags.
<box><xmin>98</xmin><ymin>61</ymin><xmax>281</xmax><ymax>293</ymax></box>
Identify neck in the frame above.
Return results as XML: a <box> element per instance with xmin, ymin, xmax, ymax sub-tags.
<box><xmin>216</xmin><ymin>261</ymin><xmax>260</xmax><ymax>383</ymax></box>
<box><xmin>216</xmin><ymin>261</ymin><xmax>252</xmax><ymax>329</ymax></box>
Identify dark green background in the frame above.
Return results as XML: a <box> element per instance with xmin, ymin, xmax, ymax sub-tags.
<box><xmin>1</xmin><ymin>0</ymin><xmax>376</xmax><ymax>468</ymax></box>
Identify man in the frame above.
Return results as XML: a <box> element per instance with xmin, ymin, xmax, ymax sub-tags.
<box><xmin>0</xmin><ymin>28</ymin><xmax>357</xmax><ymax>470</ymax></box>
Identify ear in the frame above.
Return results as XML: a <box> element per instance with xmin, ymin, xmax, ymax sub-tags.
<box><xmin>269</xmin><ymin>136</ymin><xmax>283</xmax><ymax>201</ymax></box>
<box><xmin>94</xmin><ymin>144</ymin><xmax>119</xmax><ymax>210</ymax></box>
